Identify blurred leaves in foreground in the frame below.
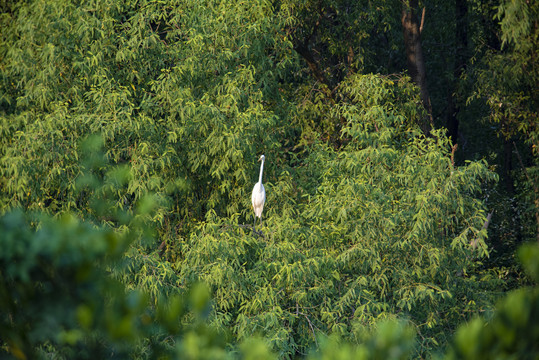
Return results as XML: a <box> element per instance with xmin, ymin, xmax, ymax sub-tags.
<box><xmin>0</xmin><ymin>171</ymin><xmax>537</xmax><ymax>358</ymax></box>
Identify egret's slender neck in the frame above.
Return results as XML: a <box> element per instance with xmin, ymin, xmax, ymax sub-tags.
<box><xmin>258</xmin><ymin>158</ymin><xmax>265</xmax><ymax>184</ymax></box>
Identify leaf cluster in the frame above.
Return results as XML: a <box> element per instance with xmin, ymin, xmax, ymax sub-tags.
<box><xmin>0</xmin><ymin>0</ymin><xmax>528</xmax><ymax>358</ymax></box>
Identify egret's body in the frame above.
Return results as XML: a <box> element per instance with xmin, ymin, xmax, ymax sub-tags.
<box><xmin>251</xmin><ymin>155</ymin><xmax>266</xmax><ymax>231</ymax></box>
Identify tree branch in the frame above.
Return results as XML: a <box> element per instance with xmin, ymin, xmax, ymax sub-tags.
<box><xmin>451</xmin><ymin>143</ymin><xmax>458</xmax><ymax>168</ymax></box>
<box><xmin>419</xmin><ymin>7</ymin><xmax>426</xmax><ymax>34</ymax></box>
<box><xmin>293</xmin><ymin>41</ymin><xmax>335</xmax><ymax>102</ymax></box>
<box><xmin>292</xmin><ymin>7</ymin><xmax>335</xmax><ymax>98</ymax></box>
<box><xmin>297</xmin><ymin>306</ymin><xmax>318</xmax><ymax>347</ymax></box>
<box><xmin>470</xmin><ymin>211</ymin><xmax>493</xmax><ymax>249</ymax></box>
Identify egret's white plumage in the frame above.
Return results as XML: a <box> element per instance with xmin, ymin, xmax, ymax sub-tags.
<box><xmin>251</xmin><ymin>154</ymin><xmax>266</xmax><ymax>231</ymax></box>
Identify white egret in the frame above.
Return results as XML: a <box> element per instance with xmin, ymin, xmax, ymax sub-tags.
<box><xmin>251</xmin><ymin>154</ymin><xmax>266</xmax><ymax>231</ymax></box>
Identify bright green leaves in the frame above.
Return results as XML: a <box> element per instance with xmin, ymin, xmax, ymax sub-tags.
<box><xmin>497</xmin><ymin>0</ymin><xmax>537</xmax><ymax>52</ymax></box>
<box><xmin>0</xmin><ymin>0</ymin><xmax>518</xmax><ymax>358</ymax></box>
<box><xmin>337</xmin><ymin>74</ymin><xmax>423</xmax><ymax>148</ymax></box>
<box><xmin>1</xmin><ymin>199</ymin><xmax>536</xmax><ymax>359</ymax></box>
<box><xmin>165</xmin><ymin>73</ymin><xmax>498</xmax><ymax>356</ymax></box>
<box><xmin>0</xmin><ymin>0</ymin><xmax>296</xmax><ymax>224</ymax></box>
<box><xmin>300</xmin><ymin>131</ymin><xmax>494</xmax><ymax>350</ymax></box>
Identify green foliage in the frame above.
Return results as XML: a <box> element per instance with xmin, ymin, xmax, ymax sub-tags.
<box><xmin>0</xmin><ymin>209</ymin><xmax>228</xmax><ymax>359</ymax></box>
<box><xmin>311</xmin><ymin>320</ymin><xmax>417</xmax><ymax>360</ymax></box>
<box><xmin>2</xmin><ymin>202</ymin><xmax>536</xmax><ymax>359</ymax></box>
<box><xmin>1</xmin><ymin>0</ymin><xmax>535</xmax><ymax>359</ymax></box>
<box><xmin>446</xmin><ymin>243</ymin><xmax>539</xmax><ymax>360</ymax></box>
<box><xmin>464</xmin><ymin>0</ymin><xmax>539</xmax><ymax>251</ymax></box>
<box><xmin>0</xmin><ymin>0</ymin><xmax>295</xmax><ymax>223</ymax></box>
<box><xmin>0</xmin><ymin>149</ymin><xmax>224</xmax><ymax>359</ymax></box>
<box><xmin>171</xmin><ymin>74</ymin><xmax>497</xmax><ymax>356</ymax></box>
<box><xmin>278</xmin><ymin>0</ymin><xmax>402</xmax><ymax>77</ymax></box>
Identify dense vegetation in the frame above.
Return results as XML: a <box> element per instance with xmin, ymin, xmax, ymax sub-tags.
<box><xmin>1</xmin><ymin>0</ymin><xmax>537</xmax><ymax>358</ymax></box>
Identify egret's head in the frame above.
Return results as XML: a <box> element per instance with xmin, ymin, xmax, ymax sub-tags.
<box><xmin>259</xmin><ymin>154</ymin><xmax>265</xmax><ymax>162</ymax></box>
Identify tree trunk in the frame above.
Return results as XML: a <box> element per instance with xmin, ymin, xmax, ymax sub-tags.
<box><xmin>401</xmin><ymin>0</ymin><xmax>433</xmax><ymax>133</ymax></box>
<box><xmin>447</xmin><ymin>0</ymin><xmax>469</xmax><ymax>146</ymax></box>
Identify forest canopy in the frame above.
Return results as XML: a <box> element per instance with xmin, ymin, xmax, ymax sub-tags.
<box><xmin>0</xmin><ymin>0</ymin><xmax>537</xmax><ymax>358</ymax></box>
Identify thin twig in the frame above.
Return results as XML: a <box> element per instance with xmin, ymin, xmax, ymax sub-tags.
<box><xmin>419</xmin><ymin>7</ymin><xmax>426</xmax><ymax>34</ymax></box>
<box><xmin>298</xmin><ymin>311</ymin><xmax>318</xmax><ymax>347</ymax></box>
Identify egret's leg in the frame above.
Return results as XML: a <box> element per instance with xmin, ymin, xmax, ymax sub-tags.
<box><xmin>253</xmin><ymin>215</ymin><xmax>257</xmax><ymax>232</ymax></box>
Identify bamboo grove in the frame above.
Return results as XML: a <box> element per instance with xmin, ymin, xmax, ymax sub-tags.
<box><xmin>1</xmin><ymin>0</ymin><xmax>537</xmax><ymax>358</ymax></box>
